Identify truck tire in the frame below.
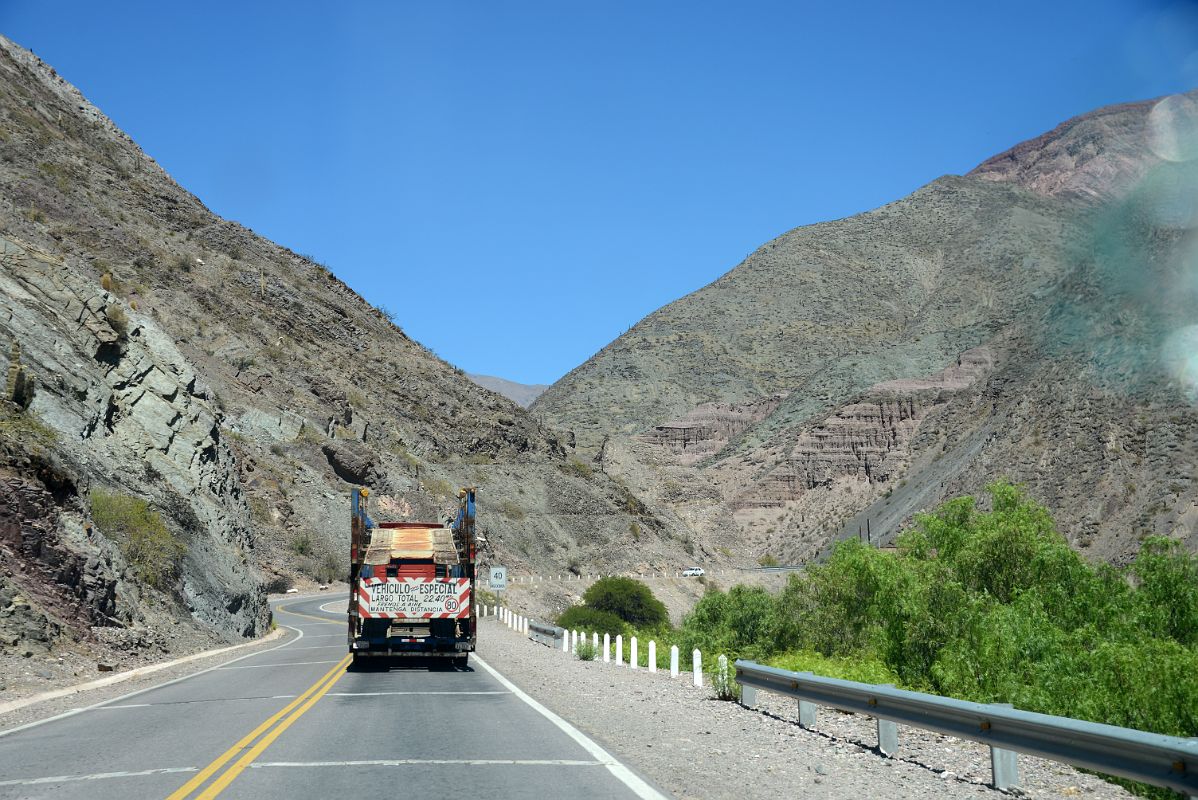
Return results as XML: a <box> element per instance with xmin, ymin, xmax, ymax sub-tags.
<box><xmin>454</xmin><ymin>655</ymin><xmax>468</xmax><ymax>669</ymax></box>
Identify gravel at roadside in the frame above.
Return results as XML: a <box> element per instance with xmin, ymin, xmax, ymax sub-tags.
<box><xmin>476</xmin><ymin>618</ymin><xmax>1134</xmax><ymax>800</ymax></box>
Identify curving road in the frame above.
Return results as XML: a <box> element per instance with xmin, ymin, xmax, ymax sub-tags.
<box><xmin>0</xmin><ymin>596</ymin><xmax>666</xmax><ymax>799</ymax></box>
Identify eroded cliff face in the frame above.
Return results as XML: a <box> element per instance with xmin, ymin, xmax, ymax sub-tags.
<box><xmin>0</xmin><ymin>469</ymin><xmax>129</xmax><ymax>653</ymax></box>
<box><xmin>734</xmin><ymin>349</ymin><xmax>994</xmax><ymax>508</ymax></box>
<box><xmin>0</xmin><ymin>235</ymin><xmax>267</xmax><ymax>642</ymax></box>
<box><xmin>637</xmin><ymin>395</ymin><xmax>786</xmax><ymax>465</ymax></box>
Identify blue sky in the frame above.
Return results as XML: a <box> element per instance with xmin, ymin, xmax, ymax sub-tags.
<box><xmin>3</xmin><ymin>2</ymin><xmax>1197</xmax><ymax>384</ymax></box>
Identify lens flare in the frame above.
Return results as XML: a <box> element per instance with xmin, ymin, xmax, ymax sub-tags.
<box><xmin>1147</xmin><ymin>94</ymin><xmax>1198</xmax><ymax>163</ymax></box>
<box><xmin>1139</xmin><ymin>161</ymin><xmax>1198</xmax><ymax>229</ymax></box>
<box><xmin>1161</xmin><ymin>325</ymin><xmax>1198</xmax><ymax>403</ymax></box>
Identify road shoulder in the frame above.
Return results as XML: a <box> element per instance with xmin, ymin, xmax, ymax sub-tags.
<box><xmin>0</xmin><ymin>593</ymin><xmax>332</xmax><ymax>736</ymax></box>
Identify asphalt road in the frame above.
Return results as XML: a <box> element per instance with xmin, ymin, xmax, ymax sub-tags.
<box><xmin>0</xmin><ymin>596</ymin><xmax>666</xmax><ymax>799</ymax></box>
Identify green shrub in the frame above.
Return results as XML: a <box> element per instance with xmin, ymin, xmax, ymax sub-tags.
<box><xmin>0</xmin><ymin>406</ymin><xmax>57</xmax><ymax>447</ymax></box>
<box><xmin>423</xmin><ymin>478</ymin><xmax>454</xmax><ymax>499</ymax></box>
<box><xmin>290</xmin><ymin>531</ymin><xmax>315</xmax><ymax>557</ymax></box>
<box><xmin>396</xmin><ymin>448</ymin><xmax>421</xmax><ymax>474</ymax></box>
<box><xmin>301</xmin><ymin>551</ymin><xmax>342</xmax><ymax>584</ymax></box>
<box><xmin>582</xmin><ymin>576</ymin><xmax>668</xmax><ymax>627</ymax></box>
<box><xmin>575</xmin><ymin>640</ymin><xmax>598</xmax><ymax>661</ymax></box>
<box><xmin>497</xmin><ymin>499</ymin><xmax>526</xmax><ymax>520</ymax></box>
<box><xmin>264</xmin><ymin>574</ymin><xmax>293</xmax><ymax>593</ymax></box>
<box><xmin>711</xmin><ymin>654</ymin><xmax>739</xmax><ymax>701</ymax></box>
<box><xmin>91</xmin><ymin>490</ymin><xmax>185</xmax><ymax>591</ymax></box>
<box><xmin>1128</xmin><ymin>537</ymin><xmax>1198</xmax><ymax>646</ymax></box>
<box><xmin>559</xmin><ymin>457</ymin><xmax>593</xmax><ymax>479</ymax></box>
<box><xmin>557</xmin><ymin>605</ymin><xmax>627</xmax><ymax>636</ymax></box>
<box><xmin>768</xmin><ymin>650</ymin><xmax>901</xmax><ymax>685</ymax></box>
<box><xmin>678</xmin><ymin>584</ymin><xmax>778</xmax><ymax>661</ymax></box>
<box><xmin>106</xmin><ymin>305</ymin><xmax>129</xmax><ymax>338</ymax></box>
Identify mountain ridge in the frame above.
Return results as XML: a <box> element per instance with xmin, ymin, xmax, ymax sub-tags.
<box><xmin>535</xmin><ymin>89</ymin><xmax>1198</xmax><ymax>566</ymax></box>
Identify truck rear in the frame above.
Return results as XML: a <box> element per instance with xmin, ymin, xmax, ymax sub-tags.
<box><xmin>348</xmin><ymin>487</ymin><xmax>477</xmax><ymax>666</ymax></box>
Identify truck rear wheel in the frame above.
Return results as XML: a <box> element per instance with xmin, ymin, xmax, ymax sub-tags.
<box><xmin>453</xmin><ymin>655</ymin><xmax>468</xmax><ymax>669</ymax></box>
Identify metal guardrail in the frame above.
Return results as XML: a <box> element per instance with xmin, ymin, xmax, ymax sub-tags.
<box><xmin>735</xmin><ymin>661</ymin><xmax>1198</xmax><ymax>796</ymax></box>
<box><xmin>528</xmin><ymin>620</ymin><xmax>565</xmax><ymax>650</ymax></box>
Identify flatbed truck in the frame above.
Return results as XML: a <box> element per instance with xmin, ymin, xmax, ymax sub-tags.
<box><xmin>348</xmin><ymin>487</ymin><xmax>477</xmax><ymax>666</ymax></box>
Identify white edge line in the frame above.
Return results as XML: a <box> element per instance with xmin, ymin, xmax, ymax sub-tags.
<box><xmin>472</xmin><ymin>654</ymin><xmax>671</xmax><ymax>800</ymax></box>
<box><xmin>0</xmin><ymin>621</ymin><xmax>306</xmax><ymax>739</ymax></box>
<box><xmin>0</xmin><ymin>592</ymin><xmax>335</xmax><ymax>724</ymax></box>
<box><xmin>0</xmin><ymin>627</ymin><xmax>285</xmax><ymax>718</ymax></box>
<box><xmin>0</xmin><ymin>766</ymin><xmax>198</xmax><ymax>788</ymax></box>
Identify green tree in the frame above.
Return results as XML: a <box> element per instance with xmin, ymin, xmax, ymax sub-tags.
<box><xmin>1129</xmin><ymin>537</ymin><xmax>1198</xmax><ymax>645</ymax></box>
<box><xmin>557</xmin><ymin>605</ymin><xmax>627</xmax><ymax>636</ymax></box>
<box><xmin>581</xmin><ymin>576</ymin><xmax>667</xmax><ymax>627</ymax></box>
<box><xmin>679</xmin><ymin>584</ymin><xmax>777</xmax><ymax>659</ymax></box>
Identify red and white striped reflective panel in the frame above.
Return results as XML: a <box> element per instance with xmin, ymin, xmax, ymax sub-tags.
<box><xmin>357</xmin><ymin>578</ymin><xmax>471</xmax><ymax>619</ymax></box>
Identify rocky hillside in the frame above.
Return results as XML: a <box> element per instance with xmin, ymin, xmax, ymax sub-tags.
<box><xmin>0</xmin><ymin>35</ymin><xmax>688</xmax><ymax>664</ymax></box>
<box><xmin>534</xmin><ymin>90</ymin><xmax>1198</xmax><ymax>567</ymax></box>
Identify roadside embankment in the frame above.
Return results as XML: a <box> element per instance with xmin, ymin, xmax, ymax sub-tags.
<box><xmin>476</xmin><ymin>617</ymin><xmax>1133</xmax><ymax>800</ymax></box>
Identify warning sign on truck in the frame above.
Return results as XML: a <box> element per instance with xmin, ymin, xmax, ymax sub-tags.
<box><xmin>357</xmin><ymin>578</ymin><xmax>471</xmax><ymax>619</ymax></box>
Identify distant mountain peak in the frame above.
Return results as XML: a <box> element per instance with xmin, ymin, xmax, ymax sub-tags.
<box><xmin>968</xmin><ymin>89</ymin><xmax>1198</xmax><ymax>203</ymax></box>
<box><xmin>467</xmin><ymin>373</ymin><xmax>549</xmax><ymax>408</ymax></box>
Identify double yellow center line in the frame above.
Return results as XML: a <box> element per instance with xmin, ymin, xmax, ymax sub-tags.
<box><xmin>167</xmin><ymin>653</ymin><xmax>351</xmax><ymax>799</ymax></box>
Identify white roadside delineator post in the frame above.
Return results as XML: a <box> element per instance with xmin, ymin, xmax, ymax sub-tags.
<box><xmin>562</xmin><ymin>629</ymin><xmax>569</xmax><ymax>653</ymax></box>
<box><xmin>693</xmin><ymin>649</ymin><xmax>702</xmax><ymax>687</ymax></box>
<box><xmin>592</xmin><ymin>632</ymin><xmax>599</xmax><ymax>652</ymax></box>
<box><xmin>603</xmin><ymin>633</ymin><xmax>611</xmax><ymax>662</ymax></box>
<box><xmin>648</xmin><ymin>641</ymin><xmax>657</xmax><ymax>673</ymax></box>
<box><xmin>630</xmin><ymin>637</ymin><xmax>638</xmax><ymax>670</ymax></box>
<box><xmin>670</xmin><ymin>645</ymin><xmax>679</xmax><ymax>677</ymax></box>
<box><xmin>615</xmin><ymin>635</ymin><xmax>624</xmax><ymax>666</ymax></box>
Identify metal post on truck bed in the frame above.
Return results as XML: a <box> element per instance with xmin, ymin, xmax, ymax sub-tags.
<box><xmin>348</xmin><ymin>487</ymin><xmax>372</xmax><ymax>655</ymax></box>
<box><xmin>455</xmin><ymin>488</ymin><xmax>478</xmax><ymax>650</ymax></box>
